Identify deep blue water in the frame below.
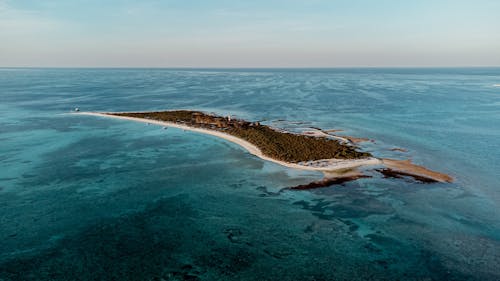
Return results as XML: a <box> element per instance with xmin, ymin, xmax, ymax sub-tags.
<box><xmin>0</xmin><ymin>68</ymin><xmax>499</xmax><ymax>280</ymax></box>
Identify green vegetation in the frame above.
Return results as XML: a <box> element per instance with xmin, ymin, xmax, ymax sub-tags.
<box><xmin>112</xmin><ymin>110</ymin><xmax>371</xmax><ymax>163</ymax></box>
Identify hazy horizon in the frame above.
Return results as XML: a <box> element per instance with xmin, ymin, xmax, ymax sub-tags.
<box><xmin>1</xmin><ymin>0</ymin><xmax>500</xmax><ymax>68</ymax></box>
<box><xmin>2</xmin><ymin>66</ymin><xmax>500</xmax><ymax>69</ymax></box>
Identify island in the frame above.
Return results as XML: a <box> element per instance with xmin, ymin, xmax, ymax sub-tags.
<box><xmin>78</xmin><ymin>110</ymin><xmax>453</xmax><ymax>187</ymax></box>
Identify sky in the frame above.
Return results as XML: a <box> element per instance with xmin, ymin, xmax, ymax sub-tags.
<box><xmin>0</xmin><ymin>0</ymin><xmax>499</xmax><ymax>67</ymax></box>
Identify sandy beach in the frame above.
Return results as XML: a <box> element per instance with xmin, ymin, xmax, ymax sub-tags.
<box><xmin>77</xmin><ymin>112</ymin><xmax>382</xmax><ymax>172</ymax></box>
<box><xmin>382</xmin><ymin>159</ymin><xmax>453</xmax><ymax>183</ymax></box>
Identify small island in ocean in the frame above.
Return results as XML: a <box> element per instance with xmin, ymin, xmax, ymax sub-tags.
<box><xmin>80</xmin><ymin>110</ymin><xmax>453</xmax><ymax>186</ymax></box>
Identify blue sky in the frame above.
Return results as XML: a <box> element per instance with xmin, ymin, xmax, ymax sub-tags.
<box><xmin>1</xmin><ymin>0</ymin><xmax>499</xmax><ymax>67</ymax></box>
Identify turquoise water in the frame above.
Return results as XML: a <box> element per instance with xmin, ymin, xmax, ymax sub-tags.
<box><xmin>1</xmin><ymin>68</ymin><xmax>499</xmax><ymax>280</ymax></box>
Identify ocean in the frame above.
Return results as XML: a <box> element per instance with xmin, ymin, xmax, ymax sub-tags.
<box><xmin>1</xmin><ymin>68</ymin><xmax>499</xmax><ymax>280</ymax></box>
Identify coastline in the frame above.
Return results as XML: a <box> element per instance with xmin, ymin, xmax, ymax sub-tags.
<box><xmin>77</xmin><ymin>112</ymin><xmax>381</xmax><ymax>172</ymax></box>
<box><xmin>76</xmin><ymin>111</ymin><xmax>453</xmax><ymax>183</ymax></box>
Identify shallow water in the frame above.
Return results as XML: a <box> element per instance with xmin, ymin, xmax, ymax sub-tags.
<box><xmin>0</xmin><ymin>68</ymin><xmax>499</xmax><ymax>280</ymax></box>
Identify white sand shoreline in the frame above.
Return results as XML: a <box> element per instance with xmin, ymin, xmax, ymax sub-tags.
<box><xmin>77</xmin><ymin>111</ymin><xmax>381</xmax><ymax>172</ymax></box>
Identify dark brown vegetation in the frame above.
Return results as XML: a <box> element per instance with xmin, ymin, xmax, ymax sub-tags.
<box><xmin>111</xmin><ymin>110</ymin><xmax>371</xmax><ymax>163</ymax></box>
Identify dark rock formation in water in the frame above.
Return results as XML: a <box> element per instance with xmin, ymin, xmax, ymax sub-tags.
<box><xmin>376</xmin><ymin>168</ymin><xmax>438</xmax><ymax>183</ymax></box>
<box><xmin>287</xmin><ymin>175</ymin><xmax>371</xmax><ymax>190</ymax></box>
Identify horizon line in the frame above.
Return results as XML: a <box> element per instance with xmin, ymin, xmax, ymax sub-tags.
<box><xmin>1</xmin><ymin>66</ymin><xmax>500</xmax><ymax>69</ymax></box>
